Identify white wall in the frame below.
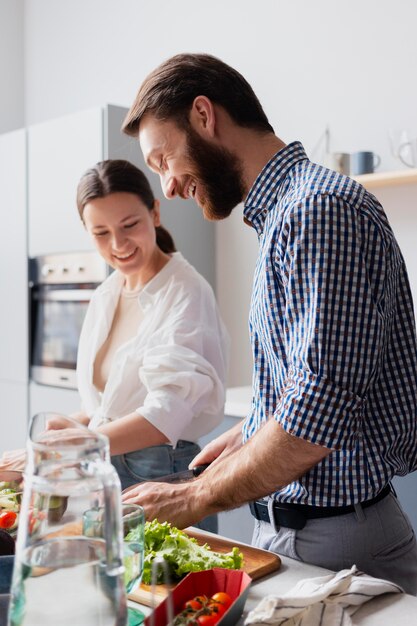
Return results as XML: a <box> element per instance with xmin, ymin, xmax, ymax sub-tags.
<box><xmin>16</xmin><ymin>0</ymin><xmax>417</xmax><ymax>385</ymax></box>
<box><xmin>0</xmin><ymin>0</ymin><xmax>24</xmax><ymax>132</ymax></box>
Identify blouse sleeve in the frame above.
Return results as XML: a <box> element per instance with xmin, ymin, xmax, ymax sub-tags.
<box><xmin>135</xmin><ymin>277</ymin><xmax>229</xmax><ymax>445</ymax></box>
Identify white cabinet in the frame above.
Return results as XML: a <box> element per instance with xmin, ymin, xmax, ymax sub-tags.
<box><xmin>29</xmin><ymin>381</ymin><xmax>81</xmax><ymax>419</ymax></box>
<box><xmin>28</xmin><ymin>104</ymin><xmax>146</xmax><ymax>257</ymax></box>
<box><xmin>28</xmin><ymin>107</ymin><xmax>103</xmax><ymax>256</ymax></box>
<box><xmin>0</xmin><ymin>128</ymin><xmax>28</xmax><ymax>384</ymax></box>
<box><xmin>0</xmin><ymin>380</ymin><xmax>28</xmax><ymax>454</ymax></box>
<box><xmin>0</xmin><ymin>129</ymin><xmax>29</xmax><ymax>452</ymax></box>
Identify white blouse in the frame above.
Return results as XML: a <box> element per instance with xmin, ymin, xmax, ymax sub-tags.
<box><xmin>76</xmin><ymin>252</ymin><xmax>230</xmax><ymax>446</ymax></box>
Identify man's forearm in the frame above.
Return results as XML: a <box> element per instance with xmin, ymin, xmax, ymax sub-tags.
<box><xmin>122</xmin><ymin>416</ymin><xmax>332</xmax><ymax>529</ymax></box>
<box><xmin>195</xmin><ymin>418</ymin><xmax>331</xmax><ymax>514</ymax></box>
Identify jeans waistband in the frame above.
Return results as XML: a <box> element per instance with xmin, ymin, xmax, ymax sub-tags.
<box><xmin>249</xmin><ymin>484</ymin><xmax>392</xmax><ymax>530</ymax></box>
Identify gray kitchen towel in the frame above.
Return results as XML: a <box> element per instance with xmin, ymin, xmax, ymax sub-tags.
<box><xmin>244</xmin><ymin>565</ymin><xmax>403</xmax><ymax>626</ymax></box>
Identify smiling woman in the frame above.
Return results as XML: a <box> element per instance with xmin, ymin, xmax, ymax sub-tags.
<box><xmin>82</xmin><ymin>191</ymin><xmax>168</xmax><ymax>291</ymax></box>
<box><xmin>56</xmin><ymin>159</ymin><xmax>229</xmax><ymax>532</ymax></box>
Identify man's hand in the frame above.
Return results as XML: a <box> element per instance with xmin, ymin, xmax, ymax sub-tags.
<box><xmin>122</xmin><ymin>479</ymin><xmax>204</xmax><ymax>529</ymax></box>
<box><xmin>189</xmin><ymin>420</ymin><xmax>244</xmax><ymax>468</ymax></box>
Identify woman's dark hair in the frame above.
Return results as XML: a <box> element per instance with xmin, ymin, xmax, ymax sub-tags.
<box><xmin>76</xmin><ymin>159</ymin><xmax>176</xmax><ymax>254</ymax></box>
<box><xmin>122</xmin><ymin>53</ymin><xmax>274</xmax><ymax>136</ymax></box>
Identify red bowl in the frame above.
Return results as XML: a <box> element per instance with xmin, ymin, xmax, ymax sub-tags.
<box><xmin>145</xmin><ymin>568</ymin><xmax>252</xmax><ymax>626</ymax></box>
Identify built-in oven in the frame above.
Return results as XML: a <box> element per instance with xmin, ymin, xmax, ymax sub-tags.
<box><xmin>30</xmin><ymin>251</ymin><xmax>109</xmax><ymax>389</ymax></box>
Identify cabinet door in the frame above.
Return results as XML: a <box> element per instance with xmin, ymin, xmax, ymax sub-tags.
<box><xmin>0</xmin><ymin>128</ymin><xmax>28</xmax><ymax>383</ymax></box>
<box><xmin>28</xmin><ymin>108</ymin><xmax>103</xmax><ymax>257</ymax></box>
<box><xmin>0</xmin><ymin>380</ymin><xmax>28</xmax><ymax>454</ymax></box>
<box><xmin>29</xmin><ymin>381</ymin><xmax>81</xmax><ymax>420</ymax></box>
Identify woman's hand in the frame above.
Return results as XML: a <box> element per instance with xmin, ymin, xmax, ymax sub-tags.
<box><xmin>0</xmin><ymin>448</ymin><xmax>26</xmax><ymax>472</ymax></box>
<box><xmin>0</xmin><ymin>413</ymin><xmax>91</xmax><ymax>473</ymax></box>
<box><xmin>189</xmin><ymin>420</ymin><xmax>244</xmax><ymax>468</ymax></box>
<box><xmin>46</xmin><ymin>412</ymin><xmax>90</xmax><ymax>430</ymax></box>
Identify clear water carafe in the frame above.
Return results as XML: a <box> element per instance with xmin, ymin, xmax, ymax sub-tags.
<box><xmin>8</xmin><ymin>413</ymin><xmax>127</xmax><ymax>626</ymax></box>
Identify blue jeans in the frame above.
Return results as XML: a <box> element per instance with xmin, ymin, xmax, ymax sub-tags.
<box><xmin>111</xmin><ymin>440</ymin><xmax>218</xmax><ymax>533</ymax></box>
<box><xmin>0</xmin><ymin>555</ymin><xmax>14</xmax><ymax>593</ymax></box>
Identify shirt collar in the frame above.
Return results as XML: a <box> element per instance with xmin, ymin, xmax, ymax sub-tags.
<box><xmin>244</xmin><ymin>141</ymin><xmax>308</xmax><ymax>234</ymax></box>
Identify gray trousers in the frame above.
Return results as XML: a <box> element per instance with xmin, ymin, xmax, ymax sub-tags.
<box><xmin>252</xmin><ymin>492</ymin><xmax>417</xmax><ymax>595</ymax></box>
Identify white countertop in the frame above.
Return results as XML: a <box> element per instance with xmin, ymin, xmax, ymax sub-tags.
<box><xmin>244</xmin><ymin>554</ymin><xmax>417</xmax><ymax>625</ymax></box>
<box><xmin>130</xmin><ymin>532</ymin><xmax>417</xmax><ymax>625</ymax></box>
<box><xmin>225</xmin><ymin>386</ymin><xmax>252</xmax><ymax>418</ymax></box>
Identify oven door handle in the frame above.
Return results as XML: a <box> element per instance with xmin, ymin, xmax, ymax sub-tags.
<box><xmin>33</xmin><ymin>289</ymin><xmax>96</xmax><ymax>301</ymax></box>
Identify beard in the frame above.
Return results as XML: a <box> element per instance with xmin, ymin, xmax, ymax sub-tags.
<box><xmin>185</xmin><ymin>127</ymin><xmax>246</xmax><ymax>221</ymax></box>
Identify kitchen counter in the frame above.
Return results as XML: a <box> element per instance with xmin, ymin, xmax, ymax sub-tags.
<box><xmin>244</xmin><ymin>554</ymin><xmax>417</xmax><ymax>625</ymax></box>
<box><xmin>130</xmin><ymin>542</ymin><xmax>417</xmax><ymax>625</ymax></box>
<box><xmin>225</xmin><ymin>386</ymin><xmax>252</xmax><ymax>419</ymax></box>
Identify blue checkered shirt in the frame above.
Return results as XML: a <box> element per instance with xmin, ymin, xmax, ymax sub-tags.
<box><xmin>242</xmin><ymin>141</ymin><xmax>417</xmax><ymax>506</ymax></box>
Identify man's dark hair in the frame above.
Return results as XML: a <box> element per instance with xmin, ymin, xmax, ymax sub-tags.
<box><xmin>122</xmin><ymin>53</ymin><xmax>274</xmax><ymax>136</ymax></box>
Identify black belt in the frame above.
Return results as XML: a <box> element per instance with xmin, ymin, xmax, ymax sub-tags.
<box><xmin>249</xmin><ymin>484</ymin><xmax>392</xmax><ymax>530</ymax></box>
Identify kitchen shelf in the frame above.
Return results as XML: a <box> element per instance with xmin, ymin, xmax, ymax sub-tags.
<box><xmin>354</xmin><ymin>168</ymin><xmax>417</xmax><ymax>189</ymax></box>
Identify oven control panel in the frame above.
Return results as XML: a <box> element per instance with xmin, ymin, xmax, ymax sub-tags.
<box><xmin>31</xmin><ymin>251</ymin><xmax>109</xmax><ymax>285</ymax></box>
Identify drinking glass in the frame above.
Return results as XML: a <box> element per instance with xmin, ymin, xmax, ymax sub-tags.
<box><xmin>122</xmin><ymin>504</ymin><xmax>145</xmax><ymax>594</ymax></box>
<box><xmin>83</xmin><ymin>503</ymin><xmax>145</xmax><ymax>626</ymax></box>
<box><xmin>388</xmin><ymin>129</ymin><xmax>411</xmax><ymax>164</ymax></box>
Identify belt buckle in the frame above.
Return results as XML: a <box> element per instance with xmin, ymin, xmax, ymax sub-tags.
<box><xmin>272</xmin><ymin>504</ymin><xmax>307</xmax><ymax>531</ymax></box>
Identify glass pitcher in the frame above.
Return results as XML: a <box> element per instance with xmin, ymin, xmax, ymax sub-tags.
<box><xmin>8</xmin><ymin>413</ymin><xmax>127</xmax><ymax>626</ymax></box>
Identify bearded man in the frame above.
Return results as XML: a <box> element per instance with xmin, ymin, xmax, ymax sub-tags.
<box><xmin>121</xmin><ymin>52</ymin><xmax>417</xmax><ymax>594</ymax></box>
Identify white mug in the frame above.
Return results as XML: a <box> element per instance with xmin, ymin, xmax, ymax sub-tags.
<box><xmin>398</xmin><ymin>139</ymin><xmax>417</xmax><ymax>168</ymax></box>
<box><xmin>324</xmin><ymin>152</ymin><xmax>350</xmax><ymax>175</ymax></box>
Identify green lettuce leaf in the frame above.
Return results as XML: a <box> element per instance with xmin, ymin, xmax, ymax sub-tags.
<box><xmin>141</xmin><ymin>519</ymin><xmax>243</xmax><ymax>585</ymax></box>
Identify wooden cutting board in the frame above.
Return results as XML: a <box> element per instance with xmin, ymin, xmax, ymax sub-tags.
<box><xmin>128</xmin><ymin>527</ymin><xmax>281</xmax><ymax>607</ymax></box>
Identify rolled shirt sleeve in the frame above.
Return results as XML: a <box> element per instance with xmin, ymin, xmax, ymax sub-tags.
<box><xmin>273</xmin><ymin>194</ymin><xmax>386</xmax><ymax>450</ymax></box>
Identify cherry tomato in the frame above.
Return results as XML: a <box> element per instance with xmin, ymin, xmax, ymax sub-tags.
<box><xmin>0</xmin><ymin>511</ymin><xmax>17</xmax><ymax>529</ymax></box>
<box><xmin>211</xmin><ymin>592</ymin><xmax>233</xmax><ymax>609</ymax></box>
<box><xmin>207</xmin><ymin>602</ymin><xmax>226</xmax><ymax>618</ymax></box>
<box><xmin>194</xmin><ymin>596</ymin><xmax>208</xmax><ymax>606</ymax></box>
<box><xmin>184</xmin><ymin>600</ymin><xmax>204</xmax><ymax>612</ymax></box>
<box><xmin>196</xmin><ymin>615</ymin><xmax>219</xmax><ymax>626</ymax></box>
